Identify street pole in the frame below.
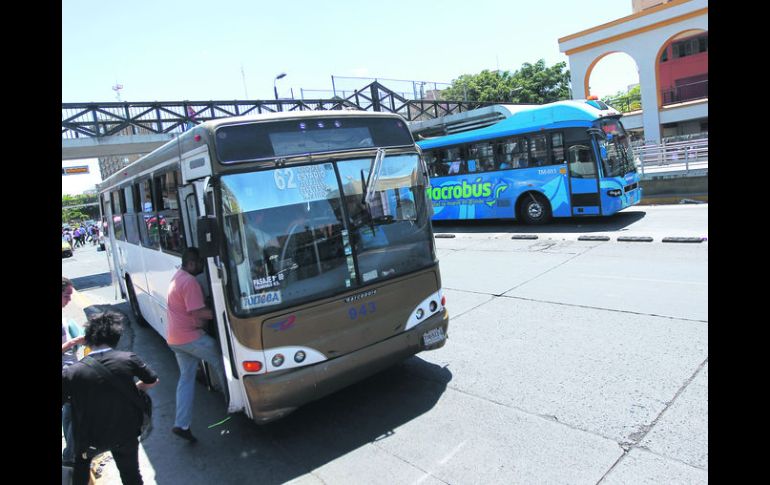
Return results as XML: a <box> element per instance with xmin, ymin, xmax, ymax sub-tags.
<box><xmin>274</xmin><ymin>72</ymin><xmax>287</xmax><ymax>100</ymax></box>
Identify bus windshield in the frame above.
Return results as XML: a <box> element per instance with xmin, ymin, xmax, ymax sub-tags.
<box><xmin>220</xmin><ymin>154</ymin><xmax>434</xmax><ymax>316</ymax></box>
<box><xmin>593</xmin><ymin>118</ymin><xmax>637</xmax><ymax>178</ymax></box>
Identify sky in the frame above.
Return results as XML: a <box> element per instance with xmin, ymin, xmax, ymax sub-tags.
<box><xmin>62</xmin><ymin>0</ymin><xmax>641</xmax><ymax>103</ymax></box>
<box><xmin>62</xmin><ymin>0</ymin><xmax>641</xmax><ymax>195</ymax></box>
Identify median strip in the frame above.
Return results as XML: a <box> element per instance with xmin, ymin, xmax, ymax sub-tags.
<box><xmin>578</xmin><ymin>235</ymin><xmax>610</xmax><ymax>241</ymax></box>
<box><xmin>662</xmin><ymin>237</ymin><xmax>706</xmax><ymax>243</ymax></box>
<box><xmin>617</xmin><ymin>236</ymin><xmax>654</xmax><ymax>242</ymax></box>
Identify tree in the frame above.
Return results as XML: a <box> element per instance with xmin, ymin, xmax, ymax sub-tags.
<box><xmin>440</xmin><ymin>59</ymin><xmax>571</xmax><ymax>104</ymax></box>
<box><xmin>62</xmin><ymin>193</ymin><xmax>100</xmax><ymax>224</ymax></box>
<box><xmin>601</xmin><ymin>85</ymin><xmax>642</xmax><ymax>113</ymax></box>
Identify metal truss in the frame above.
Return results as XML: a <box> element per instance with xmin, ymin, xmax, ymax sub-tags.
<box><xmin>62</xmin><ymin>82</ymin><xmax>489</xmax><ymax>139</ymax></box>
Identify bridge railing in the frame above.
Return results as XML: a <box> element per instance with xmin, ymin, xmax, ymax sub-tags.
<box><xmin>62</xmin><ymin>82</ymin><xmax>489</xmax><ymax>140</ymax></box>
<box><xmin>632</xmin><ymin>137</ymin><xmax>708</xmax><ymax>177</ymax></box>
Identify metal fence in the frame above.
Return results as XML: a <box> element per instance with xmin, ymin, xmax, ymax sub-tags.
<box><xmin>632</xmin><ymin>136</ymin><xmax>708</xmax><ymax>177</ymax></box>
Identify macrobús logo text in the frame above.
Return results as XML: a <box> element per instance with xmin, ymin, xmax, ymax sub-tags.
<box><xmin>427</xmin><ymin>178</ymin><xmax>508</xmax><ymax>207</ymax></box>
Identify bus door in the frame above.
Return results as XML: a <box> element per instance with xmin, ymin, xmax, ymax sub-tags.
<box><xmin>567</xmin><ymin>144</ymin><xmax>602</xmax><ymax>216</ymax></box>
<box><xmin>180</xmin><ymin>178</ymin><xmax>243</xmax><ymax>412</ymax></box>
<box><xmin>178</xmin><ymin>184</ymin><xmax>198</xmax><ymax>247</ymax></box>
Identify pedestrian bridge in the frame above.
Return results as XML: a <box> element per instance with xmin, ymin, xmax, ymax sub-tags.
<box><xmin>61</xmin><ymin>81</ymin><xmax>488</xmax><ymax>160</ymax></box>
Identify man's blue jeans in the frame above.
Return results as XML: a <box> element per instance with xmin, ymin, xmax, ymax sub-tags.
<box><xmin>169</xmin><ymin>334</ymin><xmax>227</xmax><ymax>430</ymax></box>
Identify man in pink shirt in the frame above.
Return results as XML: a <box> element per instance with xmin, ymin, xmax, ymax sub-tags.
<box><xmin>167</xmin><ymin>247</ymin><xmax>227</xmax><ymax>443</ymax></box>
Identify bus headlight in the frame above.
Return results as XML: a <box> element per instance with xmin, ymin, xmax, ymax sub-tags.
<box><xmin>272</xmin><ymin>354</ymin><xmax>285</xmax><ymax>367</ymax></box>
<box><xmin>607</xmin><ymin>189</ymin><xmax>622</xmax><ymax>197</ymax></box>
<box><xmin>294</xmin><ymin>351</ymin><xmax>306</xmax><ymax>363</ymax></box>
<box><xmin>416</xmin><ymin>308</ymin><xmax>425</xmax><ymax>320</ymax></box>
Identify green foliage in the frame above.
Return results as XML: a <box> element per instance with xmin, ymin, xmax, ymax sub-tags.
<box><xmin>62</xmin><ymin>193</ymin><xmax>100</xmax><ymax>224</ymax></box>
<box><xmin>62</xmin><ymin>193</ymin><xmax>98</xmax><ymax>207</ymax></box>
<box><xmin>440</xmin><ymin>59</ymin><xmax>571</xmax><ymax>104</ymax></box>
<box><xmin>601</xmin><ymin>85</ymin><xmax>642</xmax><ymax>113</ymax></box>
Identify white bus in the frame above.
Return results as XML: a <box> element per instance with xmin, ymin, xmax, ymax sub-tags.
<box><xmin>97</xmin><ymin>110</ymin><xmax>449</xmax><ymax>422</ymax></box>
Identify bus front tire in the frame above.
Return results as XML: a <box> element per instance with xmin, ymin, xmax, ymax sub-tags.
<box><xmin>519</xmin><ymin>193</ymin><xmax>552</xmax><ymax>225</ymax></box>
<box><xmin>126</xmin><ymin>277</ymin><xmax>150</xmax><ymax>328</ymax></box>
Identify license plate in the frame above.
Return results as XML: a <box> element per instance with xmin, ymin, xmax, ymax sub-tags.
<box><xmin>422</xmin><ymin>327</ymin><xmax>445</xmax><ymax>346</ymax></box>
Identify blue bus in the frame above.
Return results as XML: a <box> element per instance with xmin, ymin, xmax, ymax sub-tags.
<box><xmin>416</xmin><ymin>99</ymin><xmax>642</xmax><ymax>224</ymax></box>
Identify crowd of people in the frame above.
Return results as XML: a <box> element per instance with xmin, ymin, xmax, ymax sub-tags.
<box><xmin>62</xmin><ymin>247</ymin><xmax>224</xmax><ymax>484</ymax></box>
<box><xmin>62</xmin><ymin>223</ymin><xmax>101</xmax><ymax>249</ymax></box>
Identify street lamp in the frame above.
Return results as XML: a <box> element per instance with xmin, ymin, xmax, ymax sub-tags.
<box><xmin>274</xmin><ymin>72</ymin><xmax>287</xmax><ymax>100</ymax></box>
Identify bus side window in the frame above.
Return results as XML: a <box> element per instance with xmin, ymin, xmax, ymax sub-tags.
<box><xmin>471</xmin><ymin>142</ymin><xmax>494</xmax><ymax>172</ymax></box>
<box><xmin>568</xmin><ymin>145</ymin><xmax>597</xmax><ymax>178</ymax></box>
<box><xmin>551</xmin><ymin>133</ymin><xmax>565</xmax><ymax>165</ymax></box>
<box><xmin>515</xmin><ymin>138</ymin><xmax>529</xmax><ymax>169</ymax></box>
<box><xmin>445</xmin><ymin>146</ymin><xmax>464</xmax><ymax>175</ymax></box>
<box><xmin>466</xmin><ymin>145</ymin><xmax>476</xmax><ymax>173</ymax></box>
<box><xmin>531</xmin><ymin>134</ymin><xmax>548</xmax><ymax>167</ymax></box>
<box><xmin>496</xmin><ymin>140</ymin><xmax>513</xmax><ymax>169</ymax></box>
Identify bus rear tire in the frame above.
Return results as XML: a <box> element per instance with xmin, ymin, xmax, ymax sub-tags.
<box><xmin>126</xmin><ymin>276</ymin><xmax>150</xmax><ymax>328</ymax></box>
<box><xmin>519</xmin><ymin>193</ymin><xmax>552</xmax><ymax>225</ymax></box>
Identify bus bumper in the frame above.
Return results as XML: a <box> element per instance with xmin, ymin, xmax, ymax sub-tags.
<box><xmin>242</xmin><ymin>308</ymin><xmax>449</xmax><ymax>423</ymax></box>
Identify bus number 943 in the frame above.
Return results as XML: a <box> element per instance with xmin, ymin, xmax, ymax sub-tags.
<box><xmin>348</xmin><ymin>302</ymin><xmax>377</xmax><ymax>320</ymax></box>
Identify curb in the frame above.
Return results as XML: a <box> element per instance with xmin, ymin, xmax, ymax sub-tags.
<box><xmin>511</xmin><ymin>235</ymin><xmax>538</xmax><ymax>240</ymax></box>
<box><xmin>434</xmin><ymin>234</ymin><xmax>456</xmax><ymax>238</ymax></box>
<box><xmin>577</xmin><ymin>235</ymin><xmax>611</xmax><ymax>241</ymax></box>
<box><xmin>617</xmin><ymin>236</ymin><xmax>654</xmax><ymax>242</ymax></box>
<box><xmin>662</xmin><ymin>237</ymin><xmax>706</xmax><ymax>243</ymax></box>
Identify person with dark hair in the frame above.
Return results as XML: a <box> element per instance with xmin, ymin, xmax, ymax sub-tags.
<box><xmin>62</xmin><ymin>277</ymin><xmax>85</xmax><ymax>467</ymax></box>
<box><xmin>166</xmin><ymin>247</ymin><xmax>227</xmax><ymax>443</ymax></box>
<box><xmin>62</xmin><ymin>311</ymin><xmax>159</xmax><ymax>485</ymax></box>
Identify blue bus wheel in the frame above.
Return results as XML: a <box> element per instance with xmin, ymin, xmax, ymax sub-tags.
<box><xmin>519</xmin><ymin>194</ymin><xmax>552</xmax><ymax>225</ymax></box>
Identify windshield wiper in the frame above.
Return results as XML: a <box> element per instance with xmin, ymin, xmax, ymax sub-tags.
<box><xmin>363</xmin><ymin>148</ymin><xmax>385</xmax><ymax>206</ymax></box>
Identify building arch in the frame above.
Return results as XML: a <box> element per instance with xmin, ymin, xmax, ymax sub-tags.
<box><xmin>558</xmin><ymin>0</ymin><xmax>708</xmax><ymax>143</ymax></box>
<box><xmin>654</xmin><ymin>28</ymin><xmax>708</xmax><ymax>110</ymax></box>
<box><xmin>583</xmin><ymin>51</ymin><xmax>641</xmax><ymax>101</ymax></box>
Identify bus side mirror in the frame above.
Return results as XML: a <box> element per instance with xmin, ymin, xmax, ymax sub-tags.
<box><xmin>196</xmin><ymin>216</ymin><xmax>218</xmax><ymax>258</ymax></box>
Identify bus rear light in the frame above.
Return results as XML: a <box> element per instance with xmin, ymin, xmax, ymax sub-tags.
<box><xmin>272</xmin><ymin>354</ymin><xmax>285</xmax><ymax>367</ymax></box>
<box><xmin>429</xmin><ymin>300</ymin><xmax>438</xmax><ymax>312</ymax></box>
<box><xmin>243</xmin><ymin>361</ymin><xmax>263</xmax><ymax>372</ymax></box>
<box><xmin>194</xmin><ymin>134</ymin><xmax>201</xmax><ymax>142</ymax></box>
<box><xmin>441</xmin><ymin>295</ymin><xmax>446</xmax><ymax>306</ymax></box>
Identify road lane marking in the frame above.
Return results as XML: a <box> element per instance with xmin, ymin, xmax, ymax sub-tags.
<box><xmin>71</xmin><ymin>288</ymin><xmax>93</xmax><ymax>310</ymax></box>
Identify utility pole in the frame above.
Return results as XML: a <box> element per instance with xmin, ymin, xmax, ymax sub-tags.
<box><xmin>241</xmin><ymin>65</ymin><xmax>249</xmax><ymax>99</ymax></box>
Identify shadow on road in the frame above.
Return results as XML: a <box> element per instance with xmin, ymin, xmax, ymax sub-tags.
<box><xmin>88</xmin><ymin>302</ymin><xmax>452</xmax><ymax>485</ymax></box>
<box><xmin>70</xmin><ymin>272</ymin><xmax>113</xmax><ymax>291</ymax></box>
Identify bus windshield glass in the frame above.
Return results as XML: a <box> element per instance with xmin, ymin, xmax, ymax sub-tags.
<box><xmin>593</xmin><ymin>118</ymin><xmax>637</xmax><ymax>178</ymax></box>
<box><xmin>220</xmin><ymin>154</ymin><xmax>434</xmax><ymax>316</ymax></box>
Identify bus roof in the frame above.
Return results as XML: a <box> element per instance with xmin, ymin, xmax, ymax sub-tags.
<box><xmin>417</xmin><ymin>99</ymin><xmax>620</xmax><ymax>150</ymax></box>
<box><xmin>97</xmin><ymin>110</ymin><xmax>406</xmax><ymax>192</ymax></box>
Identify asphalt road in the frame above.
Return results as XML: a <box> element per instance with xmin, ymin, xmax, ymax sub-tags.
<box><xmin>62</xmin><ymin>203</ymin><xmax>708</xmax><ymax>485</ymax></box>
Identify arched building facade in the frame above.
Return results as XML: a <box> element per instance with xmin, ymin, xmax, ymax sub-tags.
<box><xmin>558</xmin><ymin>0</ymin><xmax>707</xmax><ymax>143</ymax></box>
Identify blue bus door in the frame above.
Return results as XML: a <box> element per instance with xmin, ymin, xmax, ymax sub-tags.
<box><xmin>567</xmin><ymin>144</ymin><xmax>601</xmax><ymax>216</ymax></box>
